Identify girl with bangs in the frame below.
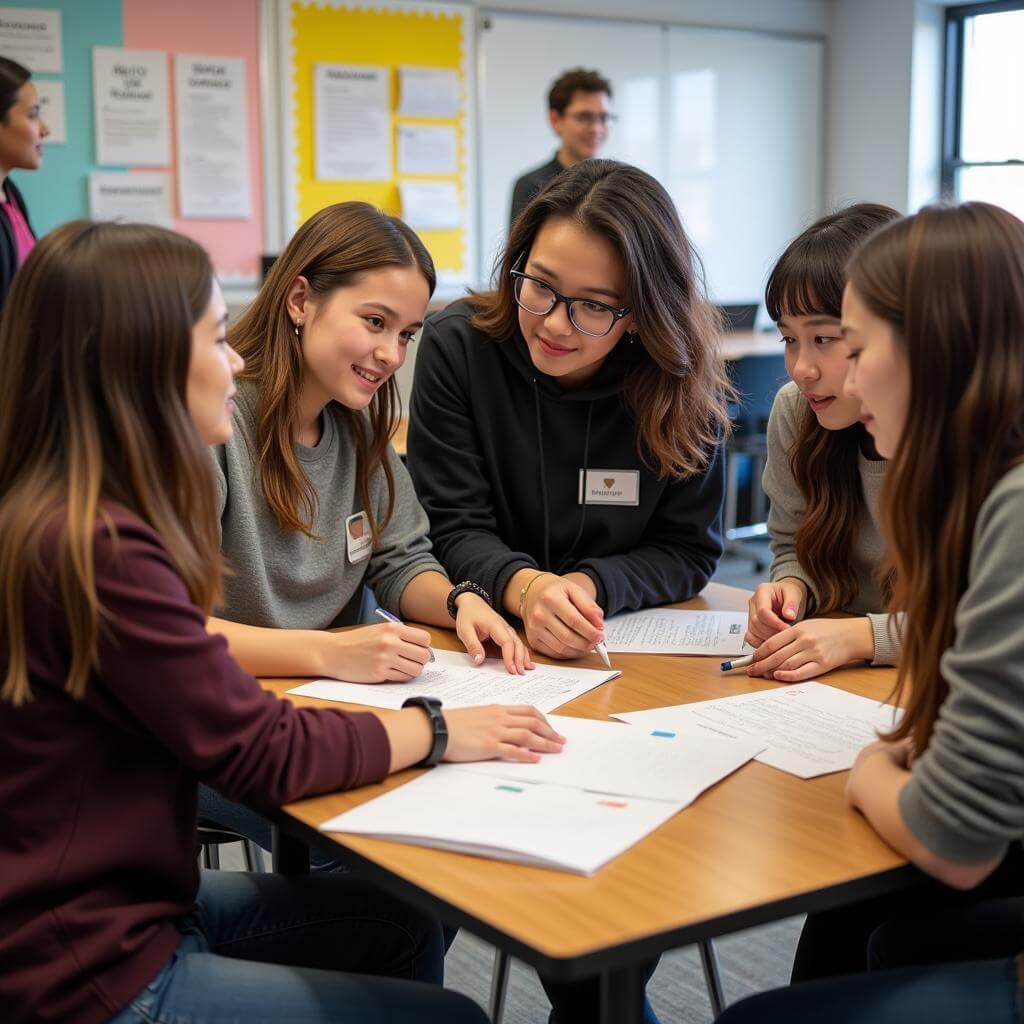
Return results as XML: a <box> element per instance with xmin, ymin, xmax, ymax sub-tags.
<box><xmin>408</xmin><ymin>159</ymin><xmax>731</xmax><ymax>666</ymax></box>
<box><xmin>744</xmin><ymin>204</ymin><xmax>903</xmax><ymax>683</ymax></box>
<box><xmin>716</xmin><ymin>201</ymin><xmax>1024</xmax><ymax>1023</ymax></box>
<box><xmin>0</xmin><ymin>221</ymin><xmax>562</xmax><ymax>1024</ymax></box>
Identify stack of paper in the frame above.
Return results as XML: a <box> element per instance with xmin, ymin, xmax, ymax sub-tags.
<box><xmin>290</xmin><ymin>648</ymin><xmax>619</xmax><ymax>714</ymax></box>
<box><xmin>602</xmin><ymin>609</ymin><xmax>751</xmax><ymax>656</ymax></box>
<box><xmin>615</xmin><ymin>682</ymin><xmax>902</xmax><ymax>778</ymax></box>
<box><xmin>321</xmin><ymin>716</ymin><xmax>761</xmax><ymax>874</ymax></box>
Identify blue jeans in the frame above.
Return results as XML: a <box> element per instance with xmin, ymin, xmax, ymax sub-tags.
<box><xmin>107</xmin><ymin>870</ymin><xmax>487</xmax><ymax>1024</ymax></box>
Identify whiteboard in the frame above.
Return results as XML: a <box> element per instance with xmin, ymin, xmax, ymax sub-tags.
<box><xmin>478</xmin><ymin>12</ymin><xmax>823</xmax><ymax>303</ymax></box>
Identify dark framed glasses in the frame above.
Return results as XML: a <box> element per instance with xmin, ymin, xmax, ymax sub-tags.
<box><xmin>510</xmin><ymin>268</ymin><xmax>631</xmax><ymax>338</ymax></box>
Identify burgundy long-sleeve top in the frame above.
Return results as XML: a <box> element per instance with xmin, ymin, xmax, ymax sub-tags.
<box><xmin>0</xmin><ymin>508</ymin><xmax>391</xmax><ymax>1024</ymax></box>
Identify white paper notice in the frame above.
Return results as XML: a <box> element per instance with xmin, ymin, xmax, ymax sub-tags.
<box><xmin>397</xmin><ymin>124</ymin><xmax>457</xmax><ymax>175</ymax></box>
<box><xmin>456</xmin><ymin>714</ymin><xmax>761</xmax><ymax>804</ymax></box>
<box><xmin>602</xmin><ymin>609</ymin><xmax>751</xmax><ymax>656</ymax></box>
<box><xmin>93</xmin><ymin>47</ymin><xmax>170</xmax><ymax>167</ymax></box>
<box><xmin>321</xmin><ymin>766</ymin><xmax>684</xmax><ymax>875</ymax></box>
<box><xmin>398</xmin><ymin>180</ymin><xmax>460</xmax><ymax>230</ymax></box>
<box><xmin>314</xmin><ymin>63</ymin><xmax>390</xmax><ymax>181</ymax></box>
<box><xmin>397</xmin><ymin>66</ymin><xmax>459</xmax><ymax>118</ymax></box>
<box><xmin>36</xmin><ymin>79</ymin><xmax>65</xmax><ymax>144</ymax></box>
<box><xmin>615</xmin><ymin>683</ymin><xmax>903</xmax><ymax>779</ymax></box>
<box><xmin>0</xmin><ymin>7</ymin><xmax>62</xmax><ymax>72</ymax></box>
<box><xmin>174</xmin><ymin>55</ymin><xmax>251</xmax><ymax>219</ymax></box>
<box><xmin>88</xmin><ymin>172</ymin><xmax>172</xmax><ymax>228</ymax></box>
<box><xmin>290</xmin><ymin>648</ymin><xmax>619</xmax><ymax>714</ymax></box>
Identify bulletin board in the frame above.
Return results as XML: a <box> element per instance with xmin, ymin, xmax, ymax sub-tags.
<box><xmin>278</xmin><ymin>0</ymin><xmax>475</xmax><ymax>289</ymax></box>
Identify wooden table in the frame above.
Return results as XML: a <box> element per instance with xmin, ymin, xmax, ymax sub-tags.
<box><xmin>264</xmin><ymin>583</ymin><xmax>916</xmax><ymax>1022</ymax></box>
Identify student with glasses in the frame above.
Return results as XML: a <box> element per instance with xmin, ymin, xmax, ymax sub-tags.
<box><xmin>508</xmin><ymin>67</ymin><xmax>615</xmax><ymax>227</ymax></box>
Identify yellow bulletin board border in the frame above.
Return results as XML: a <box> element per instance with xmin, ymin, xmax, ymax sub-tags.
<box><xmin>279</xmin><ymin>0</ymin><xmax>476</xmax><ymax>289</ymax></box>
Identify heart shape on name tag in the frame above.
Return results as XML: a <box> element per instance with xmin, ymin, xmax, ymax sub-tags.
<box><xmin>603</xmin><ymin>477</ymin><xmax>615</xmax><ymax>488</ymax></box>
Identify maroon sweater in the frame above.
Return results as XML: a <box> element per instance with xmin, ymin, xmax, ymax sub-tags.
<box><xmin>0</xmin><ymin>509</ymin><xmax>391</xmax><ymax>1024</ymax></box>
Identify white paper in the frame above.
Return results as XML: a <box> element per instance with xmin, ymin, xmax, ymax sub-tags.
<box><xmin>602</xmin><ymin>609</ymin><xmax>751</xmax><ymax>656</ymax></box>
<box><xmin>455</xmin><ymin>714</ymin><xmax>761</xmax><ymax>804</ymax></box>
<box><xmin>35</xmin><ymin>79</ymin><xmax>64</xmax><ymax>144</ymax></box>
<box><xmin>0</xmin><ymin>7</ymin><xmax>61</xmax><ymax>72</ymax></box>
<box><xmin>314</xmin><ymin>63</ymin><xmax>390</xmax><ymax>181</ymax></box>
<box><xmin>289</xmin><ymin>648</ymin><xmax>618</xmax><ymax>714</ymax></box>
<box><xmin>397</xmin><ymin>66</ymin><xmax>459</xmax><ymax>118</ymax></box>
<box><xmin>174</xmin><ymin>54</ymin><xmax>251</xmax><ymax>219</ymax></box>
<box><xmin>398</xmin><ymin>180</ymin><xmax>460</xmax><ymax>230</ymax></box>
<box><xmin>88</xmin><ymin>171</ymin><xmax>173</xmax><ymax>228</ymax></box>
<box><xmin>615</xmin><ymin>683</ymin><xmax>903</xmax><ymax>779</ymax></box>
<box><xmin>93</xmin><ymin>47</ymin><xmax>170</xmax><ymax>167</ymax></box>
<box><xmin>321</xmin><ymin>766</ymin><xmax>684</xmax><ymax>875</ymax></box>
<box><xmin>397</xmin><ymin>123</ymin><xmax>456</xmax><ymax>175</ymax></box>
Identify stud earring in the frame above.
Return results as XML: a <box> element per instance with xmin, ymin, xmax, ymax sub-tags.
<box><xmin>294</xmin><ymin>319</ymin><xmax>303</xmax><ymax>336</ymax></box>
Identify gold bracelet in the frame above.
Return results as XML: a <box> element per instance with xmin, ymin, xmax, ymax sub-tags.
<box><xmin>518</xmin><ymin>571</ymin><xmax>552</xmax><ymax>621</ymax></box>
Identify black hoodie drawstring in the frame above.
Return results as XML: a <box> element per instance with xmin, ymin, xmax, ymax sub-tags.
<box><xmin>533</xmin><ymin>380</ymin><xmax>552</xmax><ymax>571</ymax></box>
<box><xmin>556</xmin><ymin>402</ymin><xmax>593</xmax><ymax>573</ymax></box>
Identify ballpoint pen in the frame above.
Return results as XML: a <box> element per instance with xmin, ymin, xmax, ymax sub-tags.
<box><xmin>720</xmin><ymin>653</ymin><xmax>755</xmax><ymax>672</ymax></box>
<box><xmin>594</xmin><ymin>639</ymin><xmax>612</xmax><ymax>668</ymax></box>
<box><xmin>374</xmin><ymin>607</ymin><xmax>435</xmax><ymax>662</ymax></box>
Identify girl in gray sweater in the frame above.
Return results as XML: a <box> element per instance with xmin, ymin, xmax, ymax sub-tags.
<box><xmin>718</xmin><ymin>202</ymin><xmax>1024</xmax><ymax>1022</ymax></box>
<box><xmin>746</xmin><ymin>204</ymin><xmax>901</xmax><ymax>682</ymax></box>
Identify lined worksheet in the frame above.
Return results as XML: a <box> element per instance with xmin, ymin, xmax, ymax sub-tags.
<box><xmin>289</xmin><ymin>649</ymin><xmax>619</xmax><ymax>714</ymax></box>
<box><xmin>615</xmin><ymin>683</ymin><xmax>902</xmax><ymax>778</ymax></box>
<box><xmin>601</xmin><ymin>609</ymin><xmax>751</xmax><ymax>655</ymax></box>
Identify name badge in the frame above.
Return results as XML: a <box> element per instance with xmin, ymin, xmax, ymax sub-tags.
<box><xmin>578</xmin><ymin>469</ymin><xmax>640</xmax><ymax>506</ymax></box>
<box><xmin>346</xmin><ymin>511</ymin><xmax>372</xmax><ymax>563</ymax></box>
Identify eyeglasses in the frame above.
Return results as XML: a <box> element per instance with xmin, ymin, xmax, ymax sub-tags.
<box><xmin>510</xmin><ymin>267</ymin><xmax>631</xmax><ymax>338</ymax></box>
<box><xmin>565</xmin><ymin>111</ymin><xmax>616</xmax><ymax>127</ymax></box>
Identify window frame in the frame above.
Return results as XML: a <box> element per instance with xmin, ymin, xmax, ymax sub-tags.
<box><xmin>942</xmin><ymin>0</ymin><xmax>1024</xmax><ymax>197</ymax></box>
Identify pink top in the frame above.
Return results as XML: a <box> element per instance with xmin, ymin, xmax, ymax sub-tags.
<box><xmin>0</xmin><ymin>188</ymin><xmax>35</xmax><ymax>265</ymax></box>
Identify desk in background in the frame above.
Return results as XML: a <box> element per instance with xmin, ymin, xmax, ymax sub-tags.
<box><xmin>264</xmin><ymin>582</ymin><xmax>915</xmax><ymax>1024</ymax></box>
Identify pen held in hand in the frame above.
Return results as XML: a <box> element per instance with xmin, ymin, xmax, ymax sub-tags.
<box><xmin>374</xmin><ymin>607</ymin><xmax>435</xmax><ymax>662</ymax></box>
<box><xmin>593</xmin><ymin>640</ymin><xmax>612</xmax><ymax>668</ymax></box>
<box><xmin>719</xmin><ymin>653</ymin><xmax>754</xmax><ymax>672</ymax></box>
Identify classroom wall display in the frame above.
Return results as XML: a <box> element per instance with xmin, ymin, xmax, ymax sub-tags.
<box><xmin>92</xmin><ymin>47</ymin><xmax>171</xmax><ymax>167</ymax></box>
<box><xmin>35</xmin><ymin>77</ymin><xmax>64</xmax><ymax>143</ymax></box>
<box><xmin>0</xmin><ymin>5</ymin><xmax>61</xmax><ymax>71</ymax></box>
<box><xmin>279</xmin><ymin>0</ymin><xmax>475</xmax><ymax>289</ymax></box>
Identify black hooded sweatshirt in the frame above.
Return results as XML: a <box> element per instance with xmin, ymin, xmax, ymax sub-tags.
<box><xmin>407</xmin><ymin>299</ymin><xmax>725</xmax><ymax>616</ymax></box>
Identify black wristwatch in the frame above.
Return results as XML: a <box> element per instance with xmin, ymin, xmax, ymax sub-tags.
<box><xmin>402</xmin><ymin>696</ymin><xmax>448</xmax><ymax>767</ymax></box>
<box><xmin>446</xmin><ymin>580</ymin><xmax>492</xmax><ymax>620</ymax></box>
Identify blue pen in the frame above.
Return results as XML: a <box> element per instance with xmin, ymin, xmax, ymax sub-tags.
<box><xmin>374</xmin><ymin>607</ymin><xmax>435</xmax><ymax>662</ymax></box>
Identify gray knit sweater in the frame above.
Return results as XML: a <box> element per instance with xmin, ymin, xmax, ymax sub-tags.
<box><xmin>762</xmin><ymin>382</ymin><xmax>900</xmax><ymax>665</ymax></box>
<box><xmin>212</xmin><ymin>380</ymin><xmax>443</xmax><ymax>629</ymax></box>
<box><xmin>899</xmin><ymin>463</ymin><xmax>1024</xmax><ymax>863</ymax></box>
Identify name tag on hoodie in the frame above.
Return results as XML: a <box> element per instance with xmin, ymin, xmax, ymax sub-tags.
<box><xmin>346</xmin><ymin>511</ymin><xmax>372</xmax><ymax>563</ymax></box>
<box><xmin>578</xmin><ymin>469</ymin><xmax>640</xmax><ymax>506</ymax></box>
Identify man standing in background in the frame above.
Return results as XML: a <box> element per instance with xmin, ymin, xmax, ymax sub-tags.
<box><xmin>508</xmin><ymin>68</ymin><xmax>613</xmax><ymax>226</ymax></box>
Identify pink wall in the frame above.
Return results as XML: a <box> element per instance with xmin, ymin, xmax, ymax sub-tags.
<box><xmin>123</xmin><ymin>0</ymin><xmax>264</xmax><ymax>280</ymax></box>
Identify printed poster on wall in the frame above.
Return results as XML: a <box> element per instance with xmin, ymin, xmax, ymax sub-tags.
<box><xmin>88</xmin><ymin>171</ymin><xmax>173</xmax><ymax>228</ymax></box>
<box><xmin>0</xmin><ymin>6</ymin><xmax>62</xmax><ymax>72</ymax></box>
<box><xmin>92</xmin><ymin>47</ymin><xmax>170</xmax><ymax>167</ymax></box>
<box><xmin>314</xmin><ymin>63</ymin><xmax>390</xmax><ymax>181</ymax></box>
<box><xmin>174</xmin><ymin>54</ymin><xmax>251</xmax><ymax>219</ymax></box>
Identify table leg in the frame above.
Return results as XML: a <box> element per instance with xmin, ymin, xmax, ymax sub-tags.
<box><xmin>271</xmin><ymin>824</ymin><xmax>310</xmax><ymax>874</ymax></box>
<box><xmin>600</xmin><ymin>962</ymin><xmax>645</xmax><ymax>1024</ymax></box>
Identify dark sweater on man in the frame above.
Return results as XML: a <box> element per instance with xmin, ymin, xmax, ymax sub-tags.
<box><xmin>0</xmin><ymin>508</ymin><xmax>390</xmax><ymax>1024</ymax></box>
<box><xmin>407</xmin><ymin>300</ymin><xmax>725</xmax><ymax>616</ymax></box>
<box><xmin>509</xmin><ymin>153</ymin><xmax>566</xmax><ymax>226</ymax></box>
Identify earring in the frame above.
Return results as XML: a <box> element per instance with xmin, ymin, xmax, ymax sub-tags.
<box><xmin>628</xmin><ymin>331</ymin><xmax>638</xmax><ymax>345</ymax></box>
<box><xmin>294</xmin><ymin>319</ymin><xmax>303</xmax><ymax>336</ymax></box>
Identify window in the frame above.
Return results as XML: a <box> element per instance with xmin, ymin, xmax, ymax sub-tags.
<box><xmin>944</xmin><ymin>2</ymin><xmax>1024</xmax><ymax>219</ymax></box>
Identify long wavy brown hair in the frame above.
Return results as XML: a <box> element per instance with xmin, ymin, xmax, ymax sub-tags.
<box><xmin>0</xmin><ymin>221</ymin><xmax>222</xmax><ymax>706</ymax></box>
<box><xmin>848</xmin><ymin>203</ymin><xmax>1024</xmax><ymax>750</ymax></box>
<box><xmin>765</xmin><ymin>203</ymin><xmax>901</xmax><ymax>612</ymax></box>
<box><xmin>230</xmin><ymin>202</ymin><xmax>435</xmax><ymax>542</ymax></box>
<box><xmin>470</xmin><ymin>159</ymin><xmax>731</xmax><ymax>478</ymax></box>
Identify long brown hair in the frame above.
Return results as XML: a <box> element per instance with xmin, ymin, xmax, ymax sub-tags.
<box><xmin>471</xmin><ymin>159</ymin><xmax>731</xmax><ymax>478</ymax></box>
<box><xmin>765</xmin><ymin>203</ymin><xmax>901</xmax><ymax>611</ymax></box>
<box><xmin>0</xmin><ymin>221</ymin><xmax>222</xmax><ymax>706</ymax></box>
<box><xmin>848</xmin><ymin>203</ymin><xmax>1024</xmax><ymax>750</ymax></box>
<box><xmin>230</xmin><ymin>202</ymin><xmax>435</xmax><ymax>541</ymax></box>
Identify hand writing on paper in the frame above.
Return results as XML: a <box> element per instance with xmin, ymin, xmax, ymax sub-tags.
<box><xmin>747</xmin><ymin>616</ymin><xmax>875</xmax><ymax>682</ymax></box>
<box><xmin>521</xmin><ymin>572</ymin><xmax>605</xmax><ymax>661</ymax></box>
<box><xmin>453</xmin><ymin>593</ymin><xmax>533</xmax><ymax>674</ymax></box>
<box><xmin>443</xmin><ymin>705</ymin><xmax>566</xmax><ymax>763</ymax></box>
<box><xmin>745</xmin><ymin>577</ymin><xmax>809</xmax><ymax>648</ymax></box>
<box><xmin>321</xmin><ymin>622</ymin><xmax>433</xmax><ymax>682</ymax></box>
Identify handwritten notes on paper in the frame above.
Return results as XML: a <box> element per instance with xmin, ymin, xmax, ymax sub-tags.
<box><xmin>289</xmin><ymin>648</ymin><xmax>619</xmax><ymax>715</ymax></box>
<box><xmin>602</xmin><ymin>609</ymin><xmax>751</xmax><ymax>656</ymax></box>
<box><xmin>615</xmin><ymin>683</ymin><xmax>902</xmax><ymax>778</ymax></box>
